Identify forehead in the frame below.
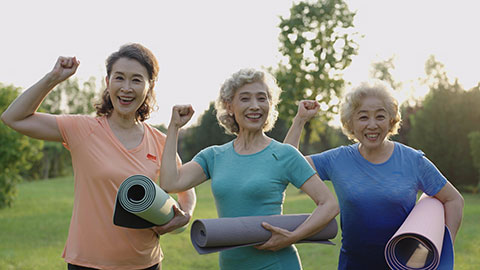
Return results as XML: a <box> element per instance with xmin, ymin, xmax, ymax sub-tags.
<box><xmin>356</xmin><ymin>96</ymin><xmax>386</xmax><ymax>113</ymax></box>
<box><xmin>111</xmin><ymin>57</ymin><xmax>148</xmax><ymax>77</ymax></box>
<box><xmin>236</xmin><ymin>81</ymin><xmax>268</xmax><ymax>95</ymax></box>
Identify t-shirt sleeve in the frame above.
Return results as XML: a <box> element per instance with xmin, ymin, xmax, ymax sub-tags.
<box><xmin>56</xmin><ymin>114</ymin><xmax>96</xmax><ymax>150</ymax></box>
<box><xmin>417</xmin><ymin>153</ymin><xmax>447</xmax><ymax>196</ymax></box>
<box><xmin>283</xmin><ymin>145</ymin><xmax>316</xmax><ymax>188</ymax></box>
<box><xmin>192</xmin><ymin>147</ymin><xmax>213</xmax><ymax>180</ymax></box>
<box><xmin>309</xmin><ymin>149</ymin><xmax>335</xmax><ymax>181</ymax></box>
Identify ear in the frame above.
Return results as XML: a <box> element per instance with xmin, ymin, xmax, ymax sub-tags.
<box><xmin>105</xmin><ymin>75</ymin><xmax>110</xmax><ymax>89</ymax></box>
<box><xmin>225</xmin><ymin>102</ymin><xmax>233</xmax><ymax>115</ymax></box>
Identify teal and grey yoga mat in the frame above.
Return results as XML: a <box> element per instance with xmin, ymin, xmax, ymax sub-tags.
<box><xmin>113</xmin><ymin>174</ymin><xmax>186</xmax><ymax>233</ymax></box>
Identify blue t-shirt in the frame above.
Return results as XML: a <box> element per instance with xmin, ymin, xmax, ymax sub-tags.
<box><xmin>193</xmin><ymin>139</ymin><xmax>316</xmax><ymax>270</ymax></box>
<box><xmin>310</xmin><ymin>142</ymin><xmax>447</xmax><ymax>269</ymax></box>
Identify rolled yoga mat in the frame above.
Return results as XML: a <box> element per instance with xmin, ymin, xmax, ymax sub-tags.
<box><xmin>190</xmin><ymin>214</ymin><xmax>338</xmax><ymax>254</ymax></box>
<box><xmin>113</xmin><ymin>174</ymin><xmax>186</xmax><ymax>233</ymax></box>
<box><xmin>384</xmin><ymin>194</ymin><xmax>454</xmax><ymax>270</ymax></box>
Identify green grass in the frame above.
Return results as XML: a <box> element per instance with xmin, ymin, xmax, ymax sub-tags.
<box><xmin>1</xmin><ymin>177</ymin><xmax>479</xmax><ymax>270</ymax></box>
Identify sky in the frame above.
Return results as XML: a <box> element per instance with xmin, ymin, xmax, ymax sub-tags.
<box><xmin>1</xmin><ymin>0</ymin><xmax>478</xmax><ymax>127</ymax></box>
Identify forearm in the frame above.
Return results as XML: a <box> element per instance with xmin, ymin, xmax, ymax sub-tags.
<box><xmin>177</xmin><ymin>188</ymin><xmax>196</xmax><ymax>216</ymax></box>
<box><xmin>283</xmin><ymin>116</ymin><xmax>307</xmax><ymax>148</ymax></box>
<box><xmin>291</xmin><ymin>199</ymin><xmax>339</xmax><ymax>242</ymax></box>
<box><xmin>1</xmin><ymin>73</ymin><xmax>57</xmax><ymax>125</ymax></box>
<box><xmin>159</xmin><ymin>124</ymin><xmax>182</xmax><ymax>192</ymax></box>
<box><xmin>444</xmin><ymin>197</ymin><xmax>464</xmax><ymax>242</ymax></box>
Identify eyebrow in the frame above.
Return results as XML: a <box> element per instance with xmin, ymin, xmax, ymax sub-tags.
<box><xmin>112</xmin><ymin>71</ymin><xmax>145</xmax><ymax>78</ymax></box>
<box><xmin>238</xmin><ymin>91</ymin><xmax>267</xmax><ymax>96</ymax></box>
<box><xmin>356</xmin><ymin>108</ymin><xmax>387</xmax><ymax>114</ymax></box>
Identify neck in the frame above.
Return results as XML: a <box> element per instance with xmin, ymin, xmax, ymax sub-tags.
<box><xmin>234</xmin><ymin>129</ymin><xmax>270</xmax><ymax>153</ymax></box>
<box><xmin>108</xmin><ymin>112</ymin><xmax>140</xmax><ymax>130</ymax></box>
<box><xmin>358</xmin><ymin>140</ymin><xmax>394</xmax><ymax>164</ymax></box>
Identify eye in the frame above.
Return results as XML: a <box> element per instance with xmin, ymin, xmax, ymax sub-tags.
<box><xmin>258</xmin><ymin>96</ymin><xmax>267</xmax><ymax>102</ymax></box>
<box><xmin>133</xmin><ymin>78</ymin><xmax>142</xmax><ymax>83</ymax></box>
<box><xmin>376</xmin><ymin>115</ymin><xmax>386</xmax><ymax>120</ymax></box>
<box><xmin>240</xmin><ymin>97</ymin><xmax>249</xmax><ymax>102</ymax></box>
<box><xmin>115</xmin><ymin>76</ymin><xmax>124</xmax><ymax>80</ymax></box>
<box><xmin>359</xmin><ymin>115</ymin><xmax>368</xmax><ymax>121</ymax></box>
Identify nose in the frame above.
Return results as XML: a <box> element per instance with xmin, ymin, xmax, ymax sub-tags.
<box><xmin>120</xmin><ymin>81</ymin><xmax>133</xmax><ymax>92</ymax></box>
<box><xmin>250</xmin><ymin>98</ymin><xmax>260</xmax><ymax>110</ymax></box>
<box><xmin>367</xmin><ymin>119</ymin><xmax>378</xmax><ymax>129</ymax></box>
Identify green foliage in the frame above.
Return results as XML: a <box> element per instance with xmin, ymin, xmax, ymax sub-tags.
<box><xmin>26</xmin><ymin>77</ymin><xmax>98</xmax><ymax>180</ymax></box>
<box><xmin>273</xmin><ymin>0</ymin><xmax>360</xmax><ymax>153</ymax></box>
<box><xmin>178</xmin><ymin>102</ymin><xmax>234</xmax><ymax>162</ymax></box>
<box><xmin>468</xmin><ymin>131</ymin><xmax>480</xmax><ymax>193</ymax></box>
<box><xmin>0</xmin><ymin>84</ymin><xmax>43</xmax><ymax>208</ymax></box>
<box><xmin>408</xmin><ymin>57</ymin><xmax>480</xmax><ymax>188</ymax></box>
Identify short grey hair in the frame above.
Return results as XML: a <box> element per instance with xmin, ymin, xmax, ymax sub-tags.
<box><xmin>340</xmin><ymin>80</ymin><xmax>402</xmax><ymax>141</ymax></box>
<box><xmin>215</xmin><ymin>68</ymin><xmax>282</xmax><ymax>135</ymax></box>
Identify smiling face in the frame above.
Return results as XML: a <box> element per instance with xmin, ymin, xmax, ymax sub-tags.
<box><xmin>228</xmin><ymin>81</ymin><xmax>270</xmax><ymax>133</ymax></box>
<box><xmin>351</xmin><ymin>96</ymin><xmax>393</xmax><ymax>150</ymax></box>
<box><xmin>106</xmin><ymin>57</ymin><xmax>151</xmax><ymax>120</ymax></box>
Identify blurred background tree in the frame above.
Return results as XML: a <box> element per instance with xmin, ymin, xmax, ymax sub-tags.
<box><xmin>0</xmin><ymin>84</ymin><xmax>43</xmax><ymax>208</ymax></box>
<box><xmin>273</xmin><ymin>0</ymin><xmax>360</xmax><ymax>154</ymax></box>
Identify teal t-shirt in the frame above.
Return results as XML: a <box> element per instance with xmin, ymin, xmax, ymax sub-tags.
<box><xmin>193</xmin><ymin>139</ymin><xmax>316</xmax><ymax>270</ymax></box>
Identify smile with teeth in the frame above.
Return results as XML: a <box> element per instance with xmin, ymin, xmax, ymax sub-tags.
<box><xmin>366</xmin><ymin>133</ymin><xmax>379</xmax><ymax>140</ymax></box>
<box><xmin>118</xmin><ymin>96</ymin><xmax>135</xmax><ymax>105</ymax></box>
<box><xmin>246</xmin><ymin>113</ymin><xmax>262</xmax><ymax>119</ymax></box>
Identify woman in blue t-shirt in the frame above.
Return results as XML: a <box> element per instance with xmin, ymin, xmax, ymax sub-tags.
<box><xmin>284</xmin><ymin>81</ymin><xmax>464</xmax><ymax>269</ymax></box>
<box><xmin>159</xmin><ymin>68</ymin><xmax>339</xmax><ymax>270</ymax></box>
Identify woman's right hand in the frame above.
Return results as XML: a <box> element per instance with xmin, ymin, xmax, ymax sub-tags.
<box><xmin>47</xmin><ymin>56</ymin><xmax>80</xmax><ymax>85</ymax></box>
<box><xmin>170</xmin><ymin>105</ymin><xmax>194</xmax><ymax>129</ymax></box>
<box><xmin>295</xmin><ymin>100</ymin><xmax>320</xmax><ymax>123</ymax></box>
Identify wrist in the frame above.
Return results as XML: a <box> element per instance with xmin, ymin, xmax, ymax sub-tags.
<box><xmin>293</xmin><ymin>115</ymin><xmax>308</xmax><ymax>126</ymax></box>
<box><xmin>43</xmin><ymin>72</ymin><xmax>63</xmax><ymax>88</ymax></box>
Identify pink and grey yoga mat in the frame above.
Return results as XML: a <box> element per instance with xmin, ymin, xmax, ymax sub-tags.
<box><xmin>384</xmin><ymin>194</ymin><xmax>454</xmax><ymax>270</ymax></box>
<box><xmin>190</xmin><ymin>214</ymin><xmax>338</xmax><ymax>254</ymax></box>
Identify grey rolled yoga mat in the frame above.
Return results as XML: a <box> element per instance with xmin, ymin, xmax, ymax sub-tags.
<box><xmin>190</xmin><ymin>214</ymin><xmax>338</xmax><ymax>254</ymax></box>
<box><xmin>113</xmin><ymin>174</ymin><xmax>186</xmax><ymax>233</ymax></box>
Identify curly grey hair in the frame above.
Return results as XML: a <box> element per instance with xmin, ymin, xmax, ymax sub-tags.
<box><xmin>215</xmin><ymin>68</ymin><xmax>282</xmax><ymax>135</ymax></box>
<box><xmin>340</xmin><ymin>80</ymin><xmax>402</xmax><ymax>141</ymax></box>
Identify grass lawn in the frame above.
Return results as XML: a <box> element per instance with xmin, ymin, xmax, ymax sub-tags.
<box><xmin>0</xmin><ymin>177</ymin><xmax>479</xmax><ymax>270</ymax></box>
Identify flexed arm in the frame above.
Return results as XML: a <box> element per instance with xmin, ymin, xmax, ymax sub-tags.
<box><xmin>284</xmin><ymin>100</ymin><xmax>320</xmax><ymax>148</ymax></box>
<box><xmin>1</xmin><ymin>57</ymin><xmax>80</xmax><ymax>141</ymax></box>
<box><xmin>159</xmin><ymin>105</ymin><xmax>208</xmax><ymax>193</ymax></box>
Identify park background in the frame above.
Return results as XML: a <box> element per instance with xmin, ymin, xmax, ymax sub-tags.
<box><xmin>1</xmin><ymin>0</ymin><xmax>479</xmax><ymax>269</ymax></box>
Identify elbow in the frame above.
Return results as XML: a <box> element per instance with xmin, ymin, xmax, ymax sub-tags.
<box><xmin>331</xmin><ymin>200</ymin><xmax>340</xmax><ymax>218</ymax></box>
<box><xmin>1</xmin><ymin>111</ymin><xmax>9</xmax><ymax>126</ymax></box>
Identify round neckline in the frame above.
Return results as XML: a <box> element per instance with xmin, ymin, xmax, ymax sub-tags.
<box><xmin>231</xmin><ymin>139</ymin><xmax>274</xmax><ymax>157</ymax></box>
<box><xmin>354</xmin><ymin>141</ymin><xmax>396</xmax><ymax>166</ymax></box>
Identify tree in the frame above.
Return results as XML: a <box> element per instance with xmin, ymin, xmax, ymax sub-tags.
<box><xmin>408</xmin><ymin>56</ymin><xmax>480</xmax><ymax>188</ymax></box>
<box><xmin>468</xmin><ymin>131</ymin><xmax>480</xmax><ymax>193</ymax></box>
<box><xmin>179</xmin><ymin>102</ymin><xmax>234</xmax><ymax>162</ymax></box>
<box><xmin>0</xmin><ymin>84</ymin><xmax>43</xmax><ymax>207</ymax></box>
<box><xmin>273</xmin><ymin>0</ymin><xmax>360</xmax><ymax>154</ymax></box>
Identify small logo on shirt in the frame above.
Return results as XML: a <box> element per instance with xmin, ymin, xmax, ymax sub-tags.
<box><xmin>146</xmin><ymin>154</ymin><xmax>157</xmax><ymax>162</ymax></box>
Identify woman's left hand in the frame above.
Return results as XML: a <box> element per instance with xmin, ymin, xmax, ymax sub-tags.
<box><xmin>152</xmin><ymin>205</ymin><xmax>191</xmax><ymax>235</ymax></box>
<box><xmin>255</xmin><ymin>222</ymin><xmax>297</xmax><ymax>251</ymax></box>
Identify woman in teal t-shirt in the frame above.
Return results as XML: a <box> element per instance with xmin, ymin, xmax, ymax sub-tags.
<box><xmin>159</xmin><ymin>68</ymin><xmax>339</xmax><ymax>270</ymax></box>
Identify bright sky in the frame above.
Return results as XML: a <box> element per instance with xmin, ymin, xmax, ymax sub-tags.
<box><xmin>1</xmin><ymin>0</ymin><xmax>478</xmax><ymax>127</ymax></box>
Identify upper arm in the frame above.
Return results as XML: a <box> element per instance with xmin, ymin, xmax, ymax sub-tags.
<box><xmin>433</xmin><ymin>181</ymin><xmax>464</xmax><ymax>206</ymax></box>
<box><xmin>174</xmin><ymin>160</ymin><xmax>208</xmax><ymax>192</ymax></box>
<box><xmin>4</xmin><ymin>112</ymin><xmax>63</xmax><ymax>142</ymax></box>
<box><xmin>306</xmin><ymin>156</ymin><xmax>315</xmax><ymax>171</ymax></box>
